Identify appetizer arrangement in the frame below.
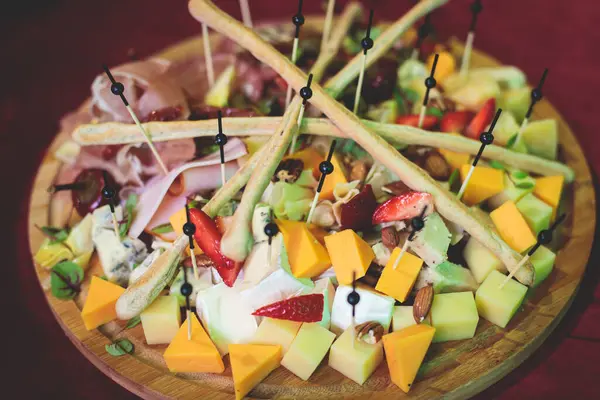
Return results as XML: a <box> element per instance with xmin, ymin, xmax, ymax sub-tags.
<box><xmin>34</xmin><ymin>0</ymin><xmax>578</xmax><ymax>398</ymax></box>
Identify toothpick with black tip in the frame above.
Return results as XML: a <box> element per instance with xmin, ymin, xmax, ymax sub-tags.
<box><xmin>214</xmin><ymin>111</ymin><xmax>228</xmax><ymax>187</ymax></box>
<box><xmin>347</xmin><ymin>270</ymin><xmax>361</xmax><ymax>348</ymax></box>
<box><xmin>264</xmin><ymin>219</ymin><xmax>279</xmax><ymax>269</ymax></box>
<box><xmin>392</xmin><ymin>205</ymin><xmax>428</xmax><ymax>270</ymax></box>
<box><xmin>500</xmin><ymin>213</ymin><xmax>566</xmax><ymax>289</ymax></box>
<box><xmin>306</xmin><ymin>139</ymin><xmax>337</xmax><ymax>225</ymax></box>
<box><xmin>321</xmin><ymin>0</ymin><xmax>336</xmax><ymax>53</ymax></box>
<box><xmin>102</xmin><ymin>65</ymin><xmax>169</xmax><ymax>175</ymax></box>
<box><xmin>460</xmin><ymin>0</ymin><xmax>483</xmax><ymax>77</ymax></box>
<box><xmin>180</xmin><ymin>266</ymin><xmax>194</xmax><ymax>340</ymax></box>
<box><xmin>285</xmin><ymin>0</ymin><xmax>305</xmax><ymax>107</ymax></box>
<box><xmin>411</xmin><ymin>13</ymin><xmax>433</xmax><ymax>60</ymax></box>
<box><xmin>352</xmin><ymin>9</ymin><xmax>375</xmax><ymax>114</ymax></box>
<box><xmin>457</xmin><ymin>108</ymin><xmax>501</xmax><ymax>201</ymax></box>
<box><xmin>101</xmin><ymin>171</ymin><xmax>120</xmax><ymax>238</ymax></box>
<box><xmin>289</xmin><ymin>73</ymin><xmax>313</xmax><ymax>155</ymax></box>
<box><xmin>183</xmin><ymin>203</ymin><xmax>200</xmax><ymax>280</ymax></box>
<box><xmin>239</xmin><ymin>0</ymin><xmax>253</xmax><ymax>28</ymax></box>
<box><xmin>418</xmin><ymin>53</ymin><xmax>439</xmax><ymax>129</ymax></box>
<box><xmin>514</xmin><ymin>68</ymin><xmax>549</xmax><ymax>144</ymax></box>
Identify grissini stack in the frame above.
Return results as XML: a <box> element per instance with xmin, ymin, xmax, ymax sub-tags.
<box><xmin>187</xmin><ymin>0</ymin><xmax>535</xmax><ymax>285</ymax></box>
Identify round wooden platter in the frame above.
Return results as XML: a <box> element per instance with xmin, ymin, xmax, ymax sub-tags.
<box><xmin>27</xmin><ymin>17</ymin><xmax>596</xmax><ymax>400</ymax></box>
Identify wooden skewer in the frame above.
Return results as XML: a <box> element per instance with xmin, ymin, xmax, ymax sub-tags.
<box><xmin>321</xmin><ymin>0</ymin><xmax>336</xmax><ymax>52</ymax></box>
<box><xmin>264</xmin><ymin>220</ymin><xmax>279</xmax><ymax>269</ymax></box>
<box><xmin>418</xmin><ymin>53</ymin><xmax>439</xmax><ymax>129</ymax></box>
<box><xmin>180</xmin><ymin>266</ymin><xmax>194</xmax><ymax>340</ymax></box>
<box><xmin>353</xmin><ymin>10</ymin><xmax>375</xmax><ymax>114</ymax></box>
<box><xmin>201</xmin><ymin>23</ymin><xmax>215</xmax><ymax>87</ymax></box>
<box><xmin>347</xmin><ymin>271</ymin><xmax>360</xmax><ymax>349</ymax></box>
<box><xmin>392</xmin><ymin>205</ymin><xmax>428</xmax><ymax>269</ymax></box>
<box><xmin>285</xmin><ymin>0</ymin><xmax>305</xmax><ymax>108</ymax></box>
<box><xmin>215</xmin><ymin>111</ymin><xmax>228</xmax><ymax>187</ymax></box>
<box><xmin>101</xmin><ymin>171</ymin><xmax>121</xmax><ymax>238</ymax></box>
<box><xmin>239</xmin><ymin>0</ymin><xmax>253</xmax><ymax>28</ymax></box>
<box><xmin>392</xmin><ymin>239</ymin><xmax>410</xmax><ymax>270</ymax></box>
<box><xmin>306</xmin><ymin>138</ymin><xmax>336</xmax><ymax>225</ymax></box>
<box><xmin>184</xmin><ymin>204</ymin><xmax>200</xmax><ymax>280</ymax></box>
<box><xmin>460</xmin><ymin>0</ymin><xmax>482</xmax><ymax>77</ymax></box>
<box><xmin>514</xmin><ymin>68</ymin><xmax>549</xmax><ymax>145</ymax></box>
<box><xmin>290</xmin><ymin>73</ymin><xmax>313</xmax><ymax>155</ymax></box>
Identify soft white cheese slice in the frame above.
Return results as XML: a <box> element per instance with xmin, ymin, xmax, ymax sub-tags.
<box><xmin>195</xmin><ymin>283</ymin><xmax>258</xmax><ymax>356</ymax></box>
<box><xmin>237</xmin><ymin>235</ymin><xmax>281</xmax><ymax>287</ymax></box>
<box><xmin>330</xmin><ymin>285</ymin><xmax>395</xmax><ymax>335</ymax></box>
<box><xmin>239</xmin><ymin>269</ymin><xmax>307</xmax><ymax>312</ymax></box>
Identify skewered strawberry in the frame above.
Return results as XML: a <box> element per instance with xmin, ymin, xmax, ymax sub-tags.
<box><xmin>372</xmin><ymin>191</ymin><xmax>433</xmax><ymax>225</ymax></box>
<box><xmin>465</xmin><ymin>98</ymin><xmax>495</xmax><ymax>139</ymax></box>
<box><xmin>396</xmin><ymin>114</ymin><xmax>439</xmax><ymax>129</ymax></box>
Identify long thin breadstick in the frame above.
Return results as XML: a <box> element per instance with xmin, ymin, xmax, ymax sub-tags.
<box><xmin>188</xmin><ymin>0</ymin><xmax>535</xmax><ymax>285</ymax></box>
<box><xmin>73</xmin><ymin>117</ymin><xmax>574</xmax><ymax>182</ymax></box>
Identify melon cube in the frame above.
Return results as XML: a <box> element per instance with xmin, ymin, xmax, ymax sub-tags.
<box><xmin>516</xmin><ymin>193</ymin><xmax>553</xmax><ymax>234</ymax></box>
<box><xmin>487</xmin><ymin>174</ymin><xmax>533</xmax><ymax>210</ymax></box>
<box><xmin>521</xmin><ymin>119</ymin><xmax>558</xmax><ymax>160</ymax></box>
<box><xmin>281</xmin><ymin>323</ymin><xmax>336</xmax><ymax>380</ymax></box>
<box><xmin>430</xmin><ymin>292</ymin><xmax>479</xmax><ymax>343</ymax></box>
<box><xmin>459</xmin><ymin>165</ymin><xmax>505</xmax><ymax>206</ymax></box>
<box><xmin>475</xmin><ymin>270</ymin><xmax>528</xmax><ymax>328</ymax></box>
<box><xmin>430</xmin><ymin>261</ymin><xmax>479</xmax><ymax>293</ymax></box>
<box><xmin>328</xmin><ymin>326</ymin><xmax>384</xmax><ymax>385</ymax></box>
<box><xmin>331</xmin><ymin>285</ymin><xmax>395</xmax><ymax>335</ymax></box>
<box><xmin>375</xmin><ymin>249</ymin><xmax>423</xmax><ymax>302</ymax></box>
<box><xmin>531</xmin><ymin>245</ymin><xmax>556</xmax><ymax>287</ymax></box>
<box><xmin>324</xmin><ymin>229</ymin><xmax>375</xmax><ymax>285</ymax></box>
<box><xmin>410</xmin><ymin>212</ymin><xmax>452</xmax><ymax>267</ymax></box>
<box><xmin>140</xmin><ymin>296</ymin><xmax>181</xmax><ymax>345</ymax></box>
<box><xmin>490</xmin><ymin>201</ymin><xmax>536</xmax><ymax>253</ymax></box>
<box><xmin>392</xmin><ymin>306</ymin><xmax>430</xmax><ymax>332</ymax></box>
<box><xmin>251</xmin><ymin>318</ymin><xmax>302</xmax><ymax>354</ymax></box>
<box><xmin>463</xmin><ymin>237</ymin><xmax>504</xmax><ymax>283</ymax></box>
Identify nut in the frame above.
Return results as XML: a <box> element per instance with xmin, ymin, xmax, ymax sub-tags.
<box><xmin>350</xmin><ymin>160</ymin><xmax>368</xmax><ymax>182</ymax></box>
<box><xmin>381</xmin><ymin>181</ymin><xmax>411</xmax><ymax>196</ymax></box>
<box><xmin>183</xmin><ymin>254</ymin><xmax>215</xmax><ymax>269</ymax></box>
<box><xmin>413</xmin><ymin>285</ymin><xmax>434</xmax><ymax>324</ymax></box>
<box><xmin>355</xmin><ymin>321</ymin><xmax>384</xmax><ymax>344</ymax></box>
<box><xmin>381</xmin><ymin>226</ymin><xmax>399</xmax><ymax>250</ymax></box>
<box><xmin>273</xmin><ymin>158</ymin><xmax>304</xmax><ymax>183</ymax></box>
<box><xmin>423</xmin><ymin>151</ymin><xmax>451</xmax><ymax>181</ymax></box>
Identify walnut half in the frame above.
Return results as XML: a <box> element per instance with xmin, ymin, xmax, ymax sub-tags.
<box><xmin>273</xmin><ymin>158</ymin><xmax>304</xmax><ymax>183</ymax></box>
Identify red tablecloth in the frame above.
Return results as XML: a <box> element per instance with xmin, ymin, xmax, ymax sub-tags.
<box><xmin>3</xmin><ymin>0</ymin><xmax>599</xmax><ymax>398</ymax></box>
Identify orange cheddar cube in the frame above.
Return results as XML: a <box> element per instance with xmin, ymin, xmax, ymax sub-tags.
<box><xmin>169</xmin><ymin>207</ymin><xmax>200</xmax><ymax>254</ymax></box>
<box><xmin>319</xmin><ymin>154</ymin><xmax>348</xmax><ymax>201</ymax></box>
<box><xmin>163</xmin><ymin>313</ymin><xmax>224</xmax><ymax>373</ymax></box>
<box><xmin>382</xmin><ymin>324</ymin><xmax>436</xmax><ymax>393</ymax></box>
<box><xmin>276</xmin><ymin>220</ymin><xmax>331</xmax><ymax>279</ymax></box>
<box><xmin>490</xmin><ymin>201</ymin><xmax>536</xmax><ymax>253</ymax></box>
<box><xmin>376</xmin><ymin>249</ymin><xmax>424</xmax><ymax>302</ymax></box>
<box><xmin>426</xmin><ymin>51</ymin><xmax>455</xmax><ymax>82</ymax></box>
<box><xmin>81</xmin><ymin>276</ymin><xmax>125</xmax><ymax>330</ymax></box>
<box><xmin>324</xmin><ymin>229</ymin><xmax>375</xmax><ymax>285</ymax></box>
<box><xmin>459</xmin><ymin>165</ymin><xmax>505</xmax><ymax>206</ymax></box>
<box><xmin>229</xmin><ymin>344</ymin><xmax>282</xmax><ymax>400</ymax></box>
<box><xmin>533</xmin><ymin>175</ymin><xmax>564</xmax><ymax>221</ymax></box>
<box><xmin>438</xmin><ymin>133</ymin><xmax>471</xmax><ymax>170</ymax></box>
<box><xmin>285</xmin><ymin>147</ymin><xmax>323</xmax><ymax>178</ymax></box>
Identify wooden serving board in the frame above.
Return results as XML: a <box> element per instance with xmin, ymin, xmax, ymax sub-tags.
<box><xmin>27</xmin><ymin>18</ymin><xmax>596</xmax><ymax>400</ymax></box>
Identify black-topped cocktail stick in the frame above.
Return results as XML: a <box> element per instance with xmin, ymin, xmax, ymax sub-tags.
<box><xmin>183</xmin><ymin>203</ymin><xmax>200</xmax><ymax>280</ymax></box>
<box><xmin>47</xmin><ymin>182</ymin><xmax>87</xmax><ymax>193</ymax></box>
<box><xmin>352</xmin><ymin>9</ymin><xmax>375</xmax><ymax>114</ymax></box>
<box><xmin>500</xmin><ymin>213</ymin><xmax>566</xmax><ymax>289</ymax></box>
<box><xmin>321</xmin><ymin>0</ymin><xmax>336</xmax><ymax>52</ymax></box>
<box><xmin>239</xmin><ymin>0</ymin><xmax>253</xmax><ymax>28</ymax></box>
<box><xmin>264</xmin><ymin>220</ymin><xmax>279</xmax><ymax>268</ymax></box>
<box><xmin>102</xmin><ymin>65</ymin><xmax>169</xmax><ymax>176</ymax></box>
<box><xmin>101</xmin><ymin>170</ymin><xmax>120</xmax><ymax>238</ymax></box>
<box><xmin>285</xmin><ymin>0</ymin><xmax>306</xmax><ymax>107</ymax></box>
<box><xmin>180</xmin><ymin>266</ymin><xmax>194</xmax><ymax>340</ymax></box>
<box><xmin>418</xmin><ymin>53</ymin><xmax>439</xmax><ymax>129</ymax></box>
<box><xmin>392</xmin><ymin>205</ymin><xmax>428</xmax><ymax>270</ymax></box>
<box><xmin>347</xmin><ymin>270</ymin><xmax>361</xmax><ymax>348</ymax></box>
<box><xmin>306</xmin><ymin>139</ymin><xmax>337</xmax><ymax>225</ymax></box>
<box><xmin>289</xmin><ymin>73</ymin><xmax>314</xmax><ymax>155</ymax></box>
<box><xmin>214</xmin><ymin>111</ymin><xmax>228</xmax><ymax>187</ymax></box>
<box><xmin>411</xmin><ymin>13</ymin><xmax>433</xmax><ymax>60</ymax></box>
<box><xmin>457</xmin><ymin>108</ymin><xmax>502</xmax><ymax>200</ymax></box>
<box><xmin>460</xmin><ymin>0</ymin><xmax>483</xmax><ymax>77</ymax></box>
<box><xmin>515</xmin><ymin>68</ymin><xmax>549</xmax><ymax>142</ymax></box>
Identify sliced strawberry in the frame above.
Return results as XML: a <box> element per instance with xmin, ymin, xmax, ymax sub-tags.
<box><xmin>372</xmin><ymin>191</ymin><xmax>433</xmax><ymax>225</ymax></box>
<box><xmin>339</xmin><ymin>185</ymin><xmax>378</xmax><ymax>230</ymax></box>
<box><xmin>465</xmin><ymin>98</ymin><xmax>495</xmax><ymax>139</ymax></box>
<box><xmin>440</xmin><ymin>111</ymin><xmax>474</xmax><ymax>134</ymax></box>
<box><xmin>252</xmin><ymin>294</ymin><xmax>324</xmax><ymax>322</ymax></box>
<box><xmin>189</xmin><ymin>208</ymin><xmax>242</xmax><ymax>286</ymax></box>
<box><xmin>396</xmin><ymin>114</ymin><xmax>439</xmax><ymax>130</ymax></box>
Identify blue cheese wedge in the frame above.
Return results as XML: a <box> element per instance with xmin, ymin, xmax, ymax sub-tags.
<box><xmin>331</xmin><ymin>285</ymin><xmax>395</xmax><ymax>336</ymax></box>
<box><xmin>252</xmin><ymin>203</ymin><xmax>272</xmax><ymax>243</ymax></box>
<box><xmin>128</xmin><ymin>249</ymin><xmax>163</xmax><ymax>286</ymax></box>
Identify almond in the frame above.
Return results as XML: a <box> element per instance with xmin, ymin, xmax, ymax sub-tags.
<box><xmin>413</xmin><ymin>284</ymin><xmax>434</xmax><ymax>324</ymax></box>
<box><xmin>381</xmin><ymin>180</ymin><xmax>411</xmax><ymax>196</ymax></box>
<box><xmin>381</xmin><ymin>226</ymin><xmax>399</xmax><ymax>250</ymax></box>
<box><xmin>423</xmin><ymin>151</ymin><xmax>451</xmax><ymax>181</ymax></box>
<box><xmin>355</xmin><ymin>321</ymin><xmax>384</xmax><ymax>344</ymax></box>
<box><xmin>183</xmin><ymin>254</ymin><xmax>215</xmax><ymax>269</ymax></box>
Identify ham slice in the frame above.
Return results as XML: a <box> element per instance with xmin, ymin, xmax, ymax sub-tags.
<box><xmin>129</xmin><ymin>138</ymin><xmax>248</xmax><ymax>238</ymax></box>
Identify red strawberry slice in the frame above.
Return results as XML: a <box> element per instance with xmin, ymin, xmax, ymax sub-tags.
<box><xmin>395</xmin><ymin>114</ymin><xmax>439</xmax><ymax>130</ymax></box>
<box><xmin>189</xmin><ymin>208</ymin><xmax>242</xmax><ymax>286</ymax></box>
<box><xmin>465</xmin><ymin>98</ymin><xmax>495</xmax><ymax>139</ymax></box>
<box><xmin>252</xmin><ymin>294</ymin><xmax>324</xmax><ymax>323</ymax></box>
<box><xmin>372</xmin><ymin>191</ymin><xmax>433</xmax><ymax>225</ymax></box>
<box><xmin>440</xmin><ymin>111</ymin><xmax>474</xmax><ymax>134</ymax></box>
<box><xmin>339</xmin><ymin>184</ymin><xmax>378</xmax><ymax>230</ymax></box>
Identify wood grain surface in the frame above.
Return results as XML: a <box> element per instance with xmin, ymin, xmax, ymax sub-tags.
<box><xmin>27</xmin><ymin>18</ymin><xmax>596</xmax><ymax>399</ymax></box>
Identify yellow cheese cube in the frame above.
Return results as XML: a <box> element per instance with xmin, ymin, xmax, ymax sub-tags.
<box><xmin>252</xmin><ymin>318</ymin><xmax>302</xmax><ymax>354</ymax></box>
<box><xmin>490</xmin><ymin>201</ymin><xmax>536</xmax><ymax>253</ymax></box>
<box><xmin>229</xmin><ymin>344</ymin><xmax>282</xmax><ymax>400</ymax></box>
<box><xmin>475</xmin><ymin>270</ymin><xmax>528</xmax><ymax>328</ymax></box>
<box><xmin>533</xmin><ymin>175</ymin><xmax>564</xmax><ymax>221</ymax></box>
<box><xmin>328</xmin><ymin>326</ymin><xmax>384</xmax><ymax>385</ymax></box>
<box><xmin>324</xmin><ymin>229</ymin><xmax>375</xmax><ymax>286</ymax></box>
<box><xmin>382</xmin><ymin>324</ymin><xmax>436</xmax><ymax>393</ymax></box>
<box><xmin>81</xmin><ymin>276</ymin><xmax>125</xmax><ymax>330</ymax></box>
<box><xmin>281</xmin><ymin>323</ymin><xmax>336</xmax><ymax>380</ymax></box>
<box><xmin>376</xmin><ymin>249</ymin><xmax>423</xmax><ymax>302</ymax></box>
<box><xmin>276</xmin><ymin>220</ymin><xmax>331</xmax><ymax>279</ymax></box>
<box><xmin>319</xmin><ymin>155</ymin><xmax>348</xmax><ymax>201</ymax></box>
<box><xmin>392</xmin><ymin>306</ymin><xmax>430</xmax><ymax>332</ymax></box>
<box><xmin>459</xmin><ymin>165</ymin><xmax>505</xmax><ymax>206</ymax></box>
<box><xmin>34</xmin><ymin>239</ymin><xmax>74</xmax><ymax>270</ymax></box>
<box><xmin>430</xmin><ymin>292</ymin><xmax>479</xmax><ymax>343</ymax></box>
<box><xmin>140</xmin><ymin>296</ymin><xmax>181</xmax><ymax>345</ymax></box>
<box><xmin>427</xmin><ymin>51</ymin><xmax>455</xmax><ymax>82</ymax></box>
<box><xmin>438</xmin><ymin>134</ymin><xmax>471</xmax><ymax>171</ymax></box>
<box><xmin>163</xmin><ymin>313</ymin><xmax>224</xmax><ymax>373</ymax></box>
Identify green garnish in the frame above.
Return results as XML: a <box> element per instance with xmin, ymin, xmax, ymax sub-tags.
<box><xmin>426</xmin><ymin>107</ymin><xmax>444</xmax><ymax>118</ymax></box>
<box><xmin>447</xmin><ymin>169</ymin><xmax>460</xmax><ymax>193</ymax></box>
<box><xmin>506</xmin><ymin>133</ymin><xmax>518</xmax><ymax>149</ymax></box>
<box><xmin>512</xmin><ymin>170</ymin><xmax>528</xmax><ymax>180</ymax></box>
<box><xmin>119</xmin><ymin>194</ymin><xmax>138</xmax><ymax>238</ymax></box>
<box><xmin>50</xmin><ymin>261</ymin><xmax>84</xmax><ymax>300</ymax></box>
<box><xmin>402</xmin><ymin>88</ymin><xmax>420</xmax><ymax>104</ymax></box>
<box><xmin>105</xmin><ymin>339</ymin><xmax>134</xmax><ymax>357</ymax></box>
<box><xmin>150</xmin><ymin>223</ymin><xmax>174</xmax><ymax>235</ymax></box>
<box><xmin>488</xmin><ymin>160</ymin><xmax>506</xmax><ymax>170</ymax></box>
<box><xmin>38</xmin><ymin>225</ymin><xmax>70</xmax><ymax>245</ymax></box>
<box><xmin>515</xmin><ymin>181</ymin><xmax>535</xmax><ymax>189</ymax></box>
<box><xmin>125</xmin><ymin>316</ymin><xmax>141</xmax><ymax>330</ymax></box>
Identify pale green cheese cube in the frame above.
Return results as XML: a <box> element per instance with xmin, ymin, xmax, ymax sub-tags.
<box><xmin>487</xmin><ymin>174</ymin><xmax>533</xmax><ymax>211</ymax></box>
<box><xmin>430</xmin><ymin>292</ymin><xmax>479</xmax><ymax>343</ymax></box>
<box><xmin>392</xmin><ymin>306</ymin><xmax>430</xmax><ymax>332</ymax></box>
<box><xmin>328</xmin><ymin>327</ymin><xmax>384</xmax><ymax>385</ymax></box>
<box><xmin>531</xmin><ymin>245</ymin><xmax>556</xmax><ymax>287</ymax></box>
<box><xmin>281</xmin><ymin>323</ymin><xmax>336</xmax><ymax>380</ymax></box>
<box><xmin>475</xmin><ymin>270</ymin><xmax>528</xmax><ymax>328</ymax></box>
<box><xmin>311</xmin><ymin>277</ymin><xmax>335</xmax><ymax>329</ymax></box>
<box><xmin>516</xmin><ymin>193</ymin><xmax>553</xmax><ymax>235</ymax></box>
<box><xmin>463</xmin><ymin>237</ymin><xmax>504</xmax><ymax>283</ymax></box>
<box><xmin>522</xmin><ymin>119</ymin><xmax>558</xmax><ymax>160</ymax></box>
<box><xmin>140</xmin><ymin>296</ymin><xmax>181</xmax><ymax>345</ymax></box>
<box><xmin>251</xmin><ymin>317</ymin><xmax>302</xmax><ymax>354</ymax></box>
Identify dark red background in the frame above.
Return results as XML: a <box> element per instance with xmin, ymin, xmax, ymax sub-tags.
<box><xmin>2</xmin><ymin>0</ymin><xmax>599</xmax><ymax>398</ymax></box>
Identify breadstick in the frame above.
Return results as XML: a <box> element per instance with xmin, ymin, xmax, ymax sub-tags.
<box><xmin>188</xmin><ymin>0</ymin><xmax>535</xmax><ymax>285</ymax></box>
